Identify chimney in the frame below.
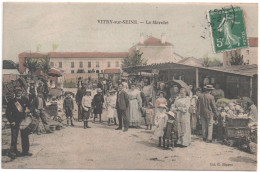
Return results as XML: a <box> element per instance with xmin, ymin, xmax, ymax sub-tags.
<box><xmin>139</xmin><ymin>33</ymin><xmax>144</xmax><ymax>44</ymax></box>
<box><xmin>161</xmin><ymin>33</ymin><xmax>166</xmax><ymax>44</ymax></box>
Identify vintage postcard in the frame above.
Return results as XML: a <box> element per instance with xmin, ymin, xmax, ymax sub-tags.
<box><xmin>1</xmin><ymin>2</ymin><xmax>258</xmax><ymax>171</ymax></box>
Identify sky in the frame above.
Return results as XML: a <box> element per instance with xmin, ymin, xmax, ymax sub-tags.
<box><xmin>3</xmin><ymin>3</ymin><xmax>258</xmax><ymax>63</ymax></box>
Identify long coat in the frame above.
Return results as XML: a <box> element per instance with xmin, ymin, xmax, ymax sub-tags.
<box><xmin>116</xmin><ymin>90</ymin><xmax>129</xmax><ymax>111</ymax></box>
<box><xmin>92</xmin><ymin>94</ymin><xmax>104</xmax><ymax>114</ymax></box>
<box><xmin>197</xmin><ymin>93</ymin><xmax>217</xmax><ymax>118</ymax></box>
<box><xmin>6</xmin><ymin>96</ymin><xmax>30</xmax><ymax>123</ymax></box>
<box><xmin>63</xmin><ymin>97</ymin><xmax>74</xmax><ymax>111</ymax></box>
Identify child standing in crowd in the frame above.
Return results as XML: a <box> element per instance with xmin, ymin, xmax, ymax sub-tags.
<box><xmin>156</xmin><ymin>91</ymin><xmax>167</xmax><ymax>107</ymax></box>
<box><xmin>63</xmin><ymin>93</ymin><xmax>74</xmax><ymax>127</ymax></box>
<box><xmin>82</xmin><ymin>90</ymin><xmax>92</xmax><ymax>129</ymax></box>
<box><xmin>154</xmin><ymin>104</ymin><xmax>168</xmax><ymax>147</ymax></box>
<box><xmin>106</xmin><ymin>90</ymin><xmax>117</xmax><ymax>126</ymax></box>
<box><xmin>163</xmin><ymin>111</ymin><xmax>177</xmax><ymax>150</ymax></box>
<box><xmin>145</xmin><ymin>102</ymin><xmax>154</xmax><ymax>130</ymax></box>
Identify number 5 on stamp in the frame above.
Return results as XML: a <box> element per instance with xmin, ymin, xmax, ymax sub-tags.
<box><xmin>208</xmin><ymin>6</ymin><xmax>248</xmax><ymax>53</ymax></box>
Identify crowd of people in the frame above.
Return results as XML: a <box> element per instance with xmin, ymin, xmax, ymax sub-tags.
<box><xmin>70</xmin><ymin>77</ymin><xmax>229</xmax><ymax>150</ymax></box>
<box><xmin>5</xmin><ymin>75</ymin><xmax>257</xmax><ymax>160</ymax></box>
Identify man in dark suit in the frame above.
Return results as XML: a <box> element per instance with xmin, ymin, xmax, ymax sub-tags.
<box><xmin>116</xmin><ymin>83</ymin><xmax>129</xmax><ymax>132</ymax></box>
<box><xmin>75</xmin><ymin>85</ymin><xmax>85</xmax><ymax>122</ymax></box>
<box><xmin>5</xmin><ymin>87</ymin><xmax>32</xmax><ymax>159</ymax></box>
<box><xmin>197</xmin><ymin>85</ymin><xmax>218</xmax><ymax>143</ymax></box>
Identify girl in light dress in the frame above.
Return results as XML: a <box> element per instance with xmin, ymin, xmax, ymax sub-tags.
<box><xmin>105</xmin><ymin>90</ymin><xmax>118</xmax><ymax>126</ymax></box>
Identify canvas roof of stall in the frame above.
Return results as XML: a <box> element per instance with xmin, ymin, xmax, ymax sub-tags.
<box><xmin>123</xmin><ymin>63</ymin><xmax>258</xmax><ymax>77</ymax></box>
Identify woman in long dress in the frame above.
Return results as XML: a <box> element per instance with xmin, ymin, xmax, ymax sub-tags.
<box><xmin>128</xmin><ymin>83</ymin><xmax>142</xmax><ymax>128</ymax></box>
<box><xmin>170</xmin><ymin>87</ymin><xmax>191</xmax><ymax>147</ymax></box>
<box><xmin>106</xmin><ymin>90</ymin><xmax>117</xmax><ymax>125</ymax></box>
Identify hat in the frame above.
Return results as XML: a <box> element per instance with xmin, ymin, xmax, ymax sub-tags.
<box><xmin>130</xmin><ymin>82</ymin><xmax>136</xmax><ymax>86</ymax></box>
<box><xmin>158</xmin><ymin>104</ymin><xmax>167</xmax><ymax>109</ymax></box>
<box><xmin>66</xmin><ymin>93</ymin><xmax>71</xmax><ymax>96</ymax></box>
<box><xmin>158</xmin><ymin>91</ymin><xmax>165</xmax><ymax>96</ymax></box>
<box><xmin>109</xmin><ymin>89</ymin><xmax>116</xmax><ymax>93</ymax></box>
<box><xmin>15</xmin><ymin>87</ymin><xmax>22</xmax><ymax>91</ymax></box>
<box><xmin>195</xmin><ymin>87</ymin><xmax>202</xmax><ymax>92</ymax></box>
<box><xmin>86</xmin><ymin>89</ymin><xmax>92</xmax><ymax>93</ymax></box>
<box><xmin>167</xmin><ymin>111</ymin><xmax>175</xmax><ymax>118</ymax></box>
<box><xmin>97</xmin><ymin>88</ymin><xmax>102</xmax><ymax>93</ymax></box>
<box><xmin>204</xmin><ymin>85</ymin><xmax>215</xmax><ymax>90</ymax></box>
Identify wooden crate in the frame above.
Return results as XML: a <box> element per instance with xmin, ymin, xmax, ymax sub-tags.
<box><xmin>226</xmin><ymin>127</ymin><xmax>250</xmax><ymax>139</ymax></box>
<box><xmin>226</xmin><ymin>117</ymin><xmax>249</xmax><ymax>128</ymax></box>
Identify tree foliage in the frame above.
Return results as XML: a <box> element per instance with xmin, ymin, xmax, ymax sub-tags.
<box><xmin>122</xmin><ymin>50</ymin><xmax>147</xmax><ymax>69</ymax></box>
<box><xmin>52</xmin><ymin>43</ymin><xmax>59</xmax><ymax>51</ymax></box>
<box><xmin>23</xmin><ymin>57</ymin><xmax>41</xmax><ymax>75</ymax></box>
<box><xmin>202</xmin><ymin>53</ymin><xmax>223</xmax><ymax>67</ymax></box>
<box><xmin>3</xmin><ymin>60</ymin><xmax>18</xmax><ymax>69</ymax></box>
<box><xmin>39</xmin><ymin>54</ymin><xmax>51</xmax><ymax>75</ymax></box>
<box><xmin>230</xmin><ymin>55</ymin><xmax>244</xmax><ymax>65</ymax></box>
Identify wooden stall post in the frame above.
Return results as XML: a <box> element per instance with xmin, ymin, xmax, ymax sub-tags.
<box><xmin>196</xmin><ymin>67</ymin><xmax>199</xmax><ymax>88</ymax></box>
<box><xmin>250</xmin><ymin>77</ymin><xmax>253</xmax><ymax>98</ymax></box>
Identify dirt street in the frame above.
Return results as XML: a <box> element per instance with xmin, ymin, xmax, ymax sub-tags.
<box><xmin>1</xmin><ymin>118</ymin><xmax>257</xmax><ymax>170</ymax></box>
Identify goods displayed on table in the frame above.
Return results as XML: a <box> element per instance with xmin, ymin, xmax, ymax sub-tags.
<box><xmin>215</xmin><ymin>97</ymin><xmax>257</xmax><ymax>153</ymax></box>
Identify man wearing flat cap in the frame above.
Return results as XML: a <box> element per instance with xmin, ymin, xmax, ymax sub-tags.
<box><xmin>5</xmin><ymin>87</ymin><xmax>32</xmax><ymax>159</ymax></box>
<box><xmin>197</xmin><ymin>85</ymin><xmax>218</xmax><ymax>143</ymax></box>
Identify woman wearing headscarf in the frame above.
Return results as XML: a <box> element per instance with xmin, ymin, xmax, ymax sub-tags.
<box><xmin>170</xmin><ymin>87</ymin><xmax>191</xmax><ymax>147</ymax></box>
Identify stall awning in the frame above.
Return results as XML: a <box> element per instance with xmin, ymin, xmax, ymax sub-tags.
<box><xmin>123</xmin><ymin>62</ymin><xmax>258</xmax><ymax>77</ymax></box>
<box><xmin>48</xmin><ymin>68</ymin><xmax>62</xmax><ymax>77</ymax></box>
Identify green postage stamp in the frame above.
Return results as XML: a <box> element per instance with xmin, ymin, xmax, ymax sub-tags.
<box><xmin>208</xmin><ymin>6</ymin><xmax>248</xmax><ymax>53</ymax></box>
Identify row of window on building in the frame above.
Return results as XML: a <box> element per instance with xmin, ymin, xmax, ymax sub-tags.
<box><xmin>71</xmin><ymin>69</ymin><xmax>104</xmax><ymax>74</ymax></box>
<box><xmin>50</xmin><ymin>61</ymin><xmax>120</xmax><ymax>68</ymax></box>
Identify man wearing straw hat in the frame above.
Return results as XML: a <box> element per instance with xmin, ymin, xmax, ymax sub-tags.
<box><xmin>197</xmin><ymin>85</ymin><xmax>218</xmax><ymax>143</ymax></box>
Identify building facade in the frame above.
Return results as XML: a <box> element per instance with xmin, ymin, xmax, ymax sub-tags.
<box><xmin>129</xmin><ymin>34</ymin><xmax>183</xmax><ymax>65</ymax></box>
<box><xmin>18</xmin><ymin>52</ymin><xmax>128</xmax><ymax>75</ymax></box>
<box><xmin>223</xmin><ymin>37</ymin><xmax>258</xmax><ymax>66</ymax></box>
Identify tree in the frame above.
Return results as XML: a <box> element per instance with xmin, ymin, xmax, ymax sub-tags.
<box><xmin>122</xmin><ymin>50</ymin><xmax>147</xmax><ymax>69</ymax></box>
<box><xmin>52</xmin><ymin>43</ymin><xmax>59</xmax><ymax>51</ymax></box>
<box><xmin>23</xmin><ymin>57</ymin><xmax>41</xmax><ymax>75</ymax></box>
<box><xmin>3</xmin><ymin>60</ymin><xmax>18</xmax><ymax>69</ymax></box>
<box><xmin>36</xmin><ymin>44</ymin><xmax>42</xmax><ymax>52</ymax></box>
<box><xmin>202</xmin><ymin>53</ymin><xmax>223</xmax><ymax>67</ymax></box>
<box><xmin>39</xmin><ymin>54</ymin><xmax>51</xmax><ymax>75</ymax></box>
<box><xmin>202</xmin><ymin>56</ymin><xmax>210</xmax><ymax>67</ymax></box>
<box><xmin>230</xmin><ymin>55</ymin><xmax>244</xmax><ymax>65</ymax></box>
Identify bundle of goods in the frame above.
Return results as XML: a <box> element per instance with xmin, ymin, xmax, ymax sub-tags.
<box><xmin>216</xmin><ymin>98</ymin><xmax>249</xmax><ymax>126</ymax></box>
<box><xmin>216</xmin><ymin>98</ymin><xmax>251</xmax><ymax>139</ymax></box>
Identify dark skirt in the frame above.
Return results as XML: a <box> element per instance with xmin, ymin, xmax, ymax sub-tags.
<box><xmin>164</xmin><ymin>121</ymin><xmax>177</xmax><ymax>139</ymax></box>
<box><xmin>93</xmin><ymin>105</ymin><xmax>103</xmax><ymax>114</ymax></box>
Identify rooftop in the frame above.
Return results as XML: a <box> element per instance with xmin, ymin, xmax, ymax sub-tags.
<box><xmin>19</xmin><ymin>52</ymin><xmax>129</xmax><ymax>58</ymax></box>
<box><xmin>137</xmin><ymin>36</ymin><xmax>172</xmax><ymax>46</ymax></box>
